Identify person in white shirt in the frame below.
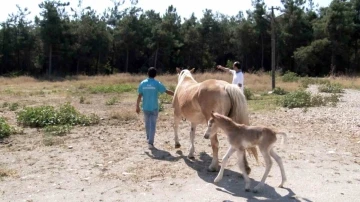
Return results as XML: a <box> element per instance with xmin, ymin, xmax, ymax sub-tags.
<box><xmin>216</xmin><ymin>61</ymin><xmax>244</xmax><ymax>93</ymax></box>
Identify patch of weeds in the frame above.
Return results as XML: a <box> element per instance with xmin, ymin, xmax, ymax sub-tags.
<box><xmin>244</xmin><ymin>88</ymin><xmax>254</xmax><ymax>100</ymax></box>
<box><xmin>106</xmin><ymin>97</ymin><xmax>118</xmax><ymax>105</ymax></box>
<box><xmin>89</xmin><ymin>84</ymin><xmax>135</xmax><ymax>94</ymax></box>
<box><xmin>42</xmin><ymin>134</ymin><xmax>65</xmax><ymax>146</ymax></box>
<box><xmin>0</xmin><ymin>117</ymin><xmax>16</xmax><ymax>139</ymax></box>
<box><xmin>16</xmin><ymin>102</ymin><xmax>99</xmax><ymax>128</ymax></box>
<box><xmin>79</xmin><ymin>96</ymin><xmax>85</xmax><ymax>104</ymax></box>
<box><xmin>301</xmin><ymin>77</ymin><xmax>330</xmax><ymax>88</ymax></box>
<box><xmin>282</xmin><ymin>71</ymin><xmax>299</xmax><ymax>82</ymax></box>
<box><xmin>43</xmin><ymin>125</ymin><xmax>73</xmax><ymax>136</ymax></box>
<box><xmin>9</xmin><ymin>102</ymin><xmax>19</xmax><ymax>111</ymax></box>
<box><xmin>272</xmin><ymin>87</ymin><xmax>288</xmax><ymax>95</ymax></box>
<box><xmin>324</xmin><ymin>93</ymin><xmax>341</xmax><ymax>107</ymax></box>
<box><xmin>248</xmin><ymin>94</ymin><xmax>280</xmax><ymax>111</ymax></box>
<box><xmin>2</xmin><ymin>102</ymin><xmax>9</xmax><ymax>108</ymax></box>
<box><xmin>278</xmin><ymin>90</ymin><xmax>312</xmax><ymax>108</ymax></box>
<box><xmin>319</xmin><ymin>83</ymin><xmax>344</xmax><ymax>93</ymax></box>
<box><xmin>279</xmin><ymin>90</ymin><xmax>341</xmax><ymax>108</ymax></box>
<box><xmin>110</xmin><ymin>110</ymin><xmax>137</xmax><ymax>121</ymax></box>
<box><xmin>168</xmin><ymin>85</ymin><xmax>176</xmax><ymax>92</ymax></box>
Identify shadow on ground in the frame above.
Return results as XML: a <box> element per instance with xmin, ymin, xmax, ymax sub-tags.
<box><xmin>145</xmin><ymin>147</ymin><xmax>311</xmax><ymax>202</ymax></box>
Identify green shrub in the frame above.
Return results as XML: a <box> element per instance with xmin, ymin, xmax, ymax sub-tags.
<box><xmin>282</xmin><ymin>71</ymin><xmax>299</xmax><ymax>82</ymax></box>
<box><xmin>272</xmin><ymin>87</ymin><xmax>287</xmax><ymax>95</ymax></box>
<box><xmin>0</xmin><ymin>117</ymin><xmax>15</xmax><ymax>138</ymax></box>
<box><xmin>279</xmin><ymin>90</ymin><xmax>311</xmax><ymax>108</ymax></box>
<box><xmin>244</xmin><ymin>88</ymin><xmax>254</xmax><ymax>100</ymax></box>
<box><xmin>319</xmin><ymin>83</ymin><xmax>344</xmax><ymax>93</ymax></box>
<box><xmin>79</xmin><ymin>96</ymin><xmax>85</xmax><ymax>104</ymax></box>
<box><xmin>16</xmin><ymin>103</ymin><xmax>99</xmax><ymax>128</ymax></box>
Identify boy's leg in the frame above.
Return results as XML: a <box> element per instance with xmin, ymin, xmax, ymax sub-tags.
<box><xmin>143</xmin><ymin>111</ymin><xmax>151</xmax><ymax>143</ymax></box>
<box><xmin>148</xmin><ymin>110</ymin><xmax>158</xmax><ymax>145</ymax></box>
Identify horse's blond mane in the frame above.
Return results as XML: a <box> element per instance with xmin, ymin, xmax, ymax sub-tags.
<box><xmin>174</xmin><ymin>70</ymin><xmax>196</xmax><ymax>97</ymax></box>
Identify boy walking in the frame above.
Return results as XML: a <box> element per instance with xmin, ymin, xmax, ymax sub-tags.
<box><xmin>136</xmin><ymin>67</ymin><xmax>174</xmax><ymax>149</ymax></box>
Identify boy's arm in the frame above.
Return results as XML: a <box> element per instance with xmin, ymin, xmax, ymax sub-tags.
<box><xmin>216</xmin><ymin>65</ymin><xmax>231</xmax><ymax>73</ymax></box>
<box><xmin>136</xmin><ymin>94</ymin><xmax>142</xmax><ymax>114</ymax></box>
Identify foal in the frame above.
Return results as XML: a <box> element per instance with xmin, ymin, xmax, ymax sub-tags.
<box><xmin>204</xmin><ymin>112</ymin><xmax>287</xmax><ymax>193</ymax></box>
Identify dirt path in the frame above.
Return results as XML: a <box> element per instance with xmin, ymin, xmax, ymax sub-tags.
<box><xmin>1</xmin><ymin>87</ymin><xmax>360</xmax><ymax>202</ymax></box>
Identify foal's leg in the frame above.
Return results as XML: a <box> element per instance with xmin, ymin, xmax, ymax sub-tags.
<box><xmin>173</xmin><ymin>116</ymin><xmax>181</xmax><ymax>148</ymax></box>
<box><xmin>253</xmin><ymin>147</ymin><xmax>273</xmax><ymax>193</ymax></box>
<box><xmin>237</xmin><ymin>150</ymin><xmax>251</xmax><ymax>192</ymax></box>
<box><xmin>208</xmin><ymin>131</ymin><xmax>220</xmax><ymax>172</ymax></box>
<box><xmin>270</xmin><ymin>148</ymin><xmax>287</xmax><ymax>188</ymax></box>
<box><xmin>188</xmin><ymin>123</ymin><xmax>197</xmax><ymax>159</ymax></box>
<box><xmin>214</xmin><ymin>146</ymin><xmax>236</xmax><ymax>183</ymax></box>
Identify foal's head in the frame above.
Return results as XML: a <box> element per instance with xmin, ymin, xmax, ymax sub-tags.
<box><xmin>204</xmin><ymin>112</ymin><xmax>234</xmax><ymax>139</ymax></box>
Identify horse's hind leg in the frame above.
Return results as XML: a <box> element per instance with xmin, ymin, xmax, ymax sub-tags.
<box><xmin>173</xmin><ymin>116</ymin><xmax>181</xmax><ymax>148</ymax></box>
<box><xmin>208</xmin><ymin>132</ymin><xmax>220</xmax><ymax>172</ymax></box>
<box><xmin>188</xmin><ymin>123</ymin><xmax>197</xmax><ymax>159</ymax></box>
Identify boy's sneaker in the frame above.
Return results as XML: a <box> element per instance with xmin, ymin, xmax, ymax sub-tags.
<box><xmin>148</xmin><ymin>144</ymin><xmax>155</xmax><ymax>149</ymax></box>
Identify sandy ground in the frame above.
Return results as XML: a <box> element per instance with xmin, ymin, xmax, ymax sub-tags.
<box><xmin>1</xmin><ymin>85</ymin><xmax>360</xmax><ymax>202</ymax></box>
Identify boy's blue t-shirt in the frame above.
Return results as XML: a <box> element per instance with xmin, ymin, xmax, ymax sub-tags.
<box><xmin>138</xmin><ymin>78</ymin><xmax>166</xmax><ymax>111</ymax></box>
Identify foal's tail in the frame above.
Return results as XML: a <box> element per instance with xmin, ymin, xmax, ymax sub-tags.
<box><xmin>276</xmin><ymin>132</ymin><xmax>287</xmax><ymax>146</ymax></box>
<box><xmin>225</xmin><ymin>84</ymin><xmax>258</xmax><ymax>162</ymax></box>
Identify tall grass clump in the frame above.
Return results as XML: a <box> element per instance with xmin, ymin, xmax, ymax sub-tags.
<box><xmin>16</xmin><ymin>102</ymin><xmax>99</xmax><ymax>128</ymax></box>
<box><xmin>244</xmin><ymin>88</ymin><xmax>254</xmax><ymax>100</ymax></box>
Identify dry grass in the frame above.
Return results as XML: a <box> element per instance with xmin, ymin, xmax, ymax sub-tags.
<box><xmin>0</xmin><ymin>167</ymin><xmax>18</xmax><ymax>179</ymax></box>
<box><xmin>1</xmin><ymin>72</ymin><xmax>359</xmax><ymax>95</ymax></box>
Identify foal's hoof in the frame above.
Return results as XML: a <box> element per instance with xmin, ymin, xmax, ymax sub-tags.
<box><xmin>188</xmin><ymin>155</ymin><xmax>195</xmax><ymax>160</ymax></box>
<box><xmin>245</xmin><ymin>167</ymin><xmax>251</xmax><ymax>175</ymax></box>
<box><xmin>245</xmin><ymin>189</ymin><xmax>251</xmax><ymax>192</ymax></box>
<box><xmin>175</xmin><ymin>143</ymin><xmax>181</xmax><ymax>149</ymax></box>
<box><xmin>252</xmin><ymin>189</ymin><xmax>258</xmax><ymax>193</ymax></box>
<box><xmin>278</xmin><ymin>184</ymin><xmax>284</xmax><ymax>188</ymax></box>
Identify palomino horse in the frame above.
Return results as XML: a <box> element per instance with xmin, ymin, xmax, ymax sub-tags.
<box><xmin>172</xmin><ymin>68</ymin><xmax>258</xmax><ymax>172</ymax></box>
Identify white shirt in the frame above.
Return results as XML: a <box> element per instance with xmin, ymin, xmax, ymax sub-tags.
<box><xmin>230</xmin><ymin>70</ymin><xmax>244</xmax><ymax>92</ymax></box>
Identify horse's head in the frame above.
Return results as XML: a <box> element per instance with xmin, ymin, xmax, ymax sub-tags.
<box><xmin>176</xmin><ymin>67</ymin><xmax>195</xmax><ymax>83</ymax></box>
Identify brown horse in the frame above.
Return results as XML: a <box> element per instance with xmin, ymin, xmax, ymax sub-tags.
<box><xmin>172</xmin><ymin>68</ymin><xmax>258</xmax><ymax>172</ymax></box>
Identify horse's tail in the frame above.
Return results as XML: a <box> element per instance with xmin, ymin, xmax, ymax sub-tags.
<box><xmin>225</xmin><ymin>84</ymin><xmax>259</xmax><ymax>162</ymax></box>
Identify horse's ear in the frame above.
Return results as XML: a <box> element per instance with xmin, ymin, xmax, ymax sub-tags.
<box><xmin>211</xmin><ymin>111</ymin><xmax>215</xmax><ymax>118</ymax></box>
<box><xmin>190</xmin><ymin>68</ymin><xmax>195</xmax><ymax>73</ymax></box>
<box><xmin>176</xmin><ymin>67</ymin><xmax>181</xmax><ymax>73</ymax></box>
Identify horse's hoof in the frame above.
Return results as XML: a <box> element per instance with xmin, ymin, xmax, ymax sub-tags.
<box><xmin>188</xmin><ymin>156</ymin><xmax>195</xmax><ymax>160</ymax></box>
<box><xmin>245</xmin><ymin>189</ymin><xmax>251</xmax><ymax>192</ymax></box>
<box><xmin>252</xmin><ymin>189</ymin><xmax>258</xmax><ymax>193</ymax></box>
<box><xmin>175</xmin><ymin>144</ymin><xmax>181</xmax><ymax>149</ymax></box>
<box><xmin>278</xmin><ymin>184</ymin><xmax>284</xmax><ymax>188</ymax></box>
<box><xmin>207</xmin><ymin>167</ymin><xmax>219</xmax><ymax>172</ymax></box>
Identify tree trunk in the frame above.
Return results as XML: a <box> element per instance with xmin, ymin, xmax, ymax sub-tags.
<box><xmin>48</xmin><ymin>44</ymin><xmax>52</xmax><ymax>76</ymax></box>
<box><xmin>261</xmin><ymin>33</ymin><xmax>264</xmax><ymax>69</ymax></box>
<box><xmin>95</xmin><ymin>52</ymin><xmax>100</xmax><ymax>75</ymax></box>
<box><xmin>125</xmin><ymin>48</ymin><xmax>129</xmax><ymax>72</ymax></box>
<box><xmin>76</xmin><ymin>59</ymin><xmax>80</xmax><ymax>75</ymax></box>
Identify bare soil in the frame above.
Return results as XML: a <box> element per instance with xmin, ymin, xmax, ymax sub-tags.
<box><xmin>1</xmin><ymin>85</ymin><xmax>360</xmax><ymax>202</ymax></box>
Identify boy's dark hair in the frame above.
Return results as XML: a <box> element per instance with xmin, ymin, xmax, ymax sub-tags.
<box><xmin>148</xmin><ymin>67</ymin><xmax>157</xmax><ymax>78</ymax></box>
<box><xmin>234</xmin><ymin>61</ymin><xmax>241</xmax><ymax>69</ymax></box>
